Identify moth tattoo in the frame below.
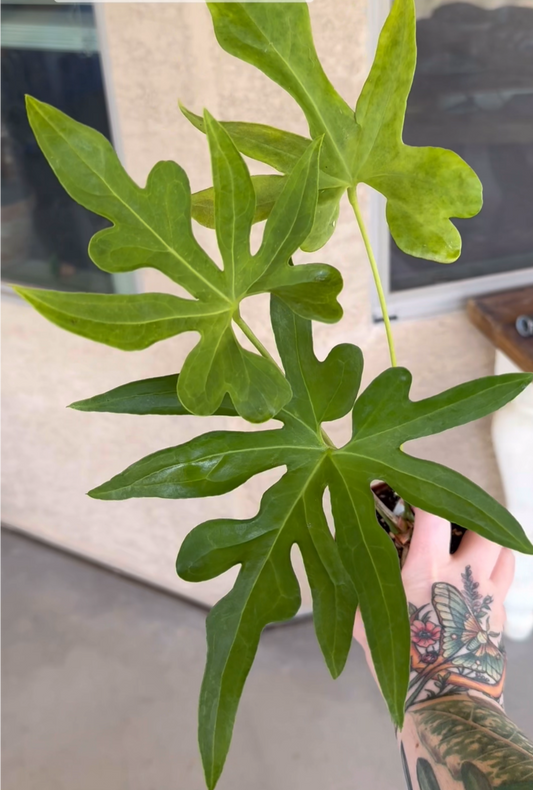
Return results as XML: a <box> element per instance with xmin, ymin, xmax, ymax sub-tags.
<box><xmin>405</xmin><ymin>566</ymin><xmax>505</xmax><ymax>710</ymax></box>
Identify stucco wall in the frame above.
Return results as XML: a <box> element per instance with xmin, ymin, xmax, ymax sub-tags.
<box><xmin>1</xmin><ymin>0</ymin><xmax>503</xmax><ymax>607</ymax></box>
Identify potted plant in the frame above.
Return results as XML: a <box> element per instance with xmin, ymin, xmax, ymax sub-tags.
<box><xmin>14</xmin><ymin>2</ymin><xmax>533</xmax><ymax>788</ymax></box>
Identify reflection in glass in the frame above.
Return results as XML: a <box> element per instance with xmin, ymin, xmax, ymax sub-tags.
<box><xmin>390</xmin><ymin>1</ymin><xmax>533</xmax><ymax>292</ymax></box>
<box><xmin>1</xmin><ymin>4</ymin><xmax>113</xmax><ymax>293</ymax></box>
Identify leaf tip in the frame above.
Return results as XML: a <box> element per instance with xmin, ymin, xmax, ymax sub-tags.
<box><xmin>11</xmin><ymin>284</ymin><xmax>35</xmax><ymax>305</ymax></box>
<box><xmin>202</xmin><ymin>755</ymin><xmax>224</xmax><ymax>790</ymax></box>
<box><xmin>203</xmin><ymin>107</ymin><xmax>216</xmax><ymax>127</ymax></box>
<box><xmin>521</xmin><ymin>536</ymin><xmax>533</xmax><ymax>556</ymax></box>
<box><xmin>393</xmin><ymin>706</ymin><xmax>406</xmax><ymax>732</ymax></box>
<box><xmin>87</xmin><ymin>484</ymin><xmax>110</xmax><ymax>500</ymax></box>
<box><xmin>328</xmin><ymin>663</ymin><xmax>343</xmax><ymax>681</ymax></box>
<box><xmin>67</xmin><ymin>399</ymin><xmax>87</xmax><ymax>412</ymax></box>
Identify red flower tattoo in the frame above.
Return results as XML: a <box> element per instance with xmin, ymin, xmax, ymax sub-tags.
<box><xmin>411</xmin><ymin>620</ymin><xmax>442</xmax><ymax>648</ymax></box>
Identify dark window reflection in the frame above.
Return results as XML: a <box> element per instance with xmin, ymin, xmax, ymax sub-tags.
<box><xmin>390</xmin><ymin>2</ymin><xmax>533</xmax><ymax>292</ymax></box>
<box><xmin>1</xmin><ymin>4</ymin><xmax>113</xmax><ymax>293</ymax></box>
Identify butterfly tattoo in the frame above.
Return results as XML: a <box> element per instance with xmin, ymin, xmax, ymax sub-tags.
<box><xmin>405</xmin><ymin>566</ymin><xmax>505</xmax><ymax>710</ymax></box>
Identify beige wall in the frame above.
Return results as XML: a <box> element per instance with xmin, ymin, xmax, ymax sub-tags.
<box><xmin>2</xmin><ymin>0</ymin><xmax>502</xmax><ymax>607</ymax></box>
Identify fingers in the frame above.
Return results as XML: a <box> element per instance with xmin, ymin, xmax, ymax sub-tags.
<box><xmin>404</xmin><ymin>509</ymin><xmax>451</xmax><ymax>571</ymax></box>
<box><xmin>490</xmin><ymin>547</ymin><xmax>515</xmax><ymax>597</ymax></box>
<box><xmin>455</xmin><ymin>530</ymin><xmax>503</xmax><ymax>577</ymax></box>
<box><xmin>353</xmin><ymin>608</ymin><xmax>364</xmax><ymax>642</ymax></box>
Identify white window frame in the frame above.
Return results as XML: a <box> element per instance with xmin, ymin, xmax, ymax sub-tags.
<box><xmin>368</xmin><ymin>0</ymin><xmax>533</xmax><ymax>321</ymax></box>
<box><xmin>1</xmin><ymin>3</ymin><xmax>138</xmax><ymax>299</ymax></box>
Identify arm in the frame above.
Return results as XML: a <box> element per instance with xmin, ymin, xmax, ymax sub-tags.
<box><xmin>354</xmin><ymin>509</ymin><xmax>533</xmax><ymax>789</ymax></box>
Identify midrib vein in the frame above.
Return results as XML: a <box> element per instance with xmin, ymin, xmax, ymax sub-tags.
<box><xmin>38</xmin><ymin>105</ymin><xmax>230</xmax><ymax>304</ymax></box>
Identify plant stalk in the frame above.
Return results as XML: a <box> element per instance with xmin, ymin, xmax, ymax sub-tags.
<box><xmin>233</xmin><ymin>312</ymin><xmax>281</xmax><ymax>371</ymax></box>
<box><xmin>234</xmin><ymin>312</ymin><xmax>338</xmax><ymax>449</ymax></box>
<box><xmin>347</xmin><ymin>187</ymin><xmax>398</xmax><ymax>368</ymax></box>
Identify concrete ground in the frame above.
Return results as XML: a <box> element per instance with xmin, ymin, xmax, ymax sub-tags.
<box><xmin>3</xmin><ymin>530</ymin><xmax>533</xmax><ymax>790</ymax></box>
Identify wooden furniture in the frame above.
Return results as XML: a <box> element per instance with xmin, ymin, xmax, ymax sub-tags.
<box><xmin>467</xmin><ymin>287</ymin><xmax>533</xmax><ymax>374</ymax></box>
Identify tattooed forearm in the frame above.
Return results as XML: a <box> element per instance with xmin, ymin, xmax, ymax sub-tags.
<box><xmin>405</xmin><ymin>565</ymin><xmax>505</xmax><ymax>710</ymax></box>
<box><xmin>399</xmin><ymin>566</ymin><xmax>533</xmax><ymax>790</ymax></box>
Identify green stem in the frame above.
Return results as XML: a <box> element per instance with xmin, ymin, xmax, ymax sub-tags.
<box><xmin>347</xmin><ymin>187</ymin><xmax>398</xmax><ymax>368</ymax></box>
<box><xmin>233</xmin><ymin>312</ymin><xmax>281</xmax><ymax>371</ymax></box>
<box><xmin>234</xmin><ymin>312</ymin><xmax>337</xmax><ymax>449</ymax></box>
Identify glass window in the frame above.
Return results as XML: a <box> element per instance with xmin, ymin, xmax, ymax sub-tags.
<box><xmin>390</xmin><ymin>0</ymin><xmax>533</xmax><ymax>293</ymax></box>
<box><xmin>1</xmin><ymin>2</ymin><xmax>114</xmax><ymax>293</ymax></box>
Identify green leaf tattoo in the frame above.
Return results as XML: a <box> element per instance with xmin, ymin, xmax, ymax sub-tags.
<box><xmin>417</xmin><ymin>759</ymin><xmax>442</xmax><ymax>790</ymax></box>
<box><xmin>85</xmin><ymin>298</ymin><xmax>532</xmax><ymax>787</ymax></box>
<box><xmin>183</xmin><ymin>0</ymin><xmax>482</xmax><ymax>261</ymax></box>
<box><xmin>411</xmin><ymin>696</ymin><xmax>533</xmax><ymax>785</ymax></box>
<box><xmin>461</xmin><ymin>762</ymin><xmax>495</xmax><ymax>790</ymax></box>
<box><xmin>16</xmin><ymin>97</ymin><xmax>344</xmax><ymax>423</ymax></box>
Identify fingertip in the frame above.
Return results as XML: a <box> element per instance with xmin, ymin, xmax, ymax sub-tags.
<box><xmin>491</xmin><ymin>547</ymin><xmax>515</xmax><ymax>596</ymax></box>
<box><xmin>455</xmin><ymin>530</ymin><xmax>502</xmax><ymax>576</ymax></box>
<box><xmin>353</xmin><ymin>607</ymin><xmax>364</xmax><ymax>641</ymax></box>
<box><xmin>405</xmin><ymin>508</ymin><xmax>452</xmax><ymax>567</ymax></box>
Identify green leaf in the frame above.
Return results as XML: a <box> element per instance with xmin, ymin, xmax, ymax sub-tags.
<box><xmin>339</xmin><ymin>367</ymin><xmax>533</xmax><ymax>553</ymax></box>
<box><xmin>250</xmin><ymin>260</ymin><xmax>343</xmax><ymax>324</ymax></box>
<box><xmin>21</xmin><ymin>96</ymin><xmax>344</xmax><ymax>422</ymax></box>
<box><xmin>206</xmin><ymin>4</ymin><xmax>357</xmax><ymax>186</ymax></box>
<box><xmin>69</xmin><ymin>374</ymin><xmax>237</xmax><ymax>416</ymax></box>
<box><xmin>270</xmin><ymin>296</ymin><xmax>362</xmax><ymax>427</ymax></box>
<box><xmin>89</xmin><ymin>428</ymin><xmax>318</xmax><ymax>501</ymax></box>
<box><xmin>411</xmin><ymin>696</ymin><xmax>533</xmax><ymax>785</ymax></box>
<box><xmin>352</xmin><ymin>0</ymin><xmax>482</xmax><ymax>262</ymax></box>
<box><xmin>207</xmin><ymin>1</ymin><xmax>482</xmax><ymax>260</ymax></box>
<box><xmin>12</xmin><ymin>289</ymin><xmax>207</xmax><ymax>351</ymax></box>
<box><xmin>327</xmin><ymin>459</ymin><xmax>410</xmax><ymax>727</ymax></box>
<box><xmin>416</xmin><ymin>759</ymin><xmax>441</xmax><ymax>790</ymax></box>
<box><xmin>192</xmin><ymin>174</ymin><xmax>286</xmax><ymax>228</ymax></box>
<box><xmin>192</xmin><ymin>176</ymin><xmax>343</xmax><ymax>255</ymax></box>
<box><xmin>177</xmin><ymin>464</ymin><xmax>357</xmax><ymax>790</ymax></box>
<box><xmin>300</xmin><ymin>187</ymin><xmax>344</xmax><ymax>252</ymax></box>
<box><xmin>91</xmin><ymin>299</ymin><xmax>532</xmax><ymax>787</ymax></box>
<box><xmin>181</xmin><ymin>103</ymin><xmax>312</xmax><ymax>179</ymax></box>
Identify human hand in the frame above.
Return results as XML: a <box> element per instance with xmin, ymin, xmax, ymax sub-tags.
<box><xmin>354</xmin><ymin>509</ymin><xmax>515</xmax><ymax>710</ymax></box>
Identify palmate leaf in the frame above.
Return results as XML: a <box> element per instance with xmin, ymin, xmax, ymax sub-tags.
<box><xmin>182</xmin><ymin>106</ymin><xmax>345</xmax><ymax>251</ymax></box>
<box><xmin>86</xmin><ymin>297</ymin><xmax>533</xmax><ymax>788</ymax></box>
<box><xmin>184</xmin><ymin>0</ymin><xmax>482</xmax><ymax>260</ymax></box>
<box><xmin>15</xmin><ymin>97</ymin><xmax>344</xmax><ymax>423</ymax></box>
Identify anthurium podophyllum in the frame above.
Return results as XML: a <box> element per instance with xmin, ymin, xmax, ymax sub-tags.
<box><xmin>14</xmin><ymin>1</ymin><xmax>533</xmax><ymax>789</ymax></box>
<box><xmin>184</xmin><ymin>0</ymin><xmax>482</xmax><ymax>259</ymax></box>
<box><xmin>78</xmin><ymin>297</ymin><xmax>531</xmax><ymax>787</ymax></box>
<box><xmin>17</xmin><ymin>99</ymin><xmax>343</xmax><ymax>423</ymax></box>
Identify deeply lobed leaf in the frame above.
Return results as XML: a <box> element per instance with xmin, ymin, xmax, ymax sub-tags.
<box><xmin>188</xmin><ymin>0</ymin><xmax>483</xmax><ymax>261</ymax></box>
<box><xmin>87</xmin><ymin>297</ymin><xmax>533</xmax><ymax>787</ymax></box>
<box><xmin>18</xmin><ymin>97</ymin><xmax>344</xmax><ymax>423</ymax></box>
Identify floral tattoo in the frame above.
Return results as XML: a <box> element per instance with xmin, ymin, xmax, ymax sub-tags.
<box><xmin>405</xmin><ymin>566</ymin><xmax>505</xmax><ymax>711</ymax></box>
